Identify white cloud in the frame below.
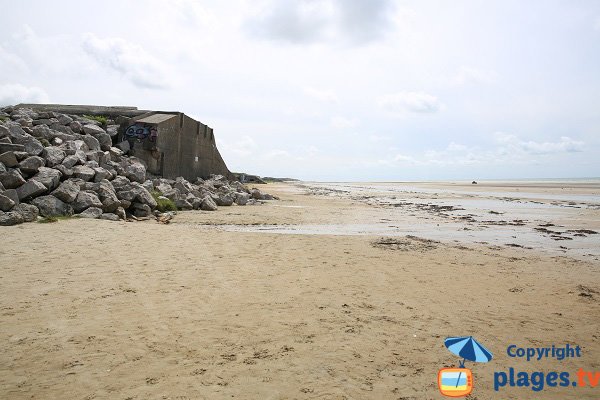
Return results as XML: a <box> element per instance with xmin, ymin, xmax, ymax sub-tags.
<box><xmin>494</xmin><ymin>132</ymin><xmax>584</xmax><ymax>155</ymax></box>
<box><xmin>81</xmin><ymin>33</ymin><xmax>172</xmax><ymax>89</ymax></box>
<box><xmin>304</xmin><ymin>87</ymin><xmax>338</xmax><ymax>103</ymax></box>
<box><xmin>244</xmin><ymin>0</ymin><xmax>397</xmax><ymax>45</ymax></box>
<box><xmin>0</xmin><ymin>83</ymin><xmax>49</xmax><ymax>106</ymax></box>
<box><xmin>451</xmin><ymin>66</ymin><xmax>498</xmax><ymax>85</ymax></box>
<box><xmin>594</xmin><ymin>17</ymin><xmax>600</xmax><ymax>31</ymax></box>
<box><xmin>219</xmin><ymin>135</ymin><xmax>258</xmax><ymax>157</ymax></box>
<box><xmin>378</xmin><ymin>91</ymin><xmax>443</xmax><ymax>115</ymax></box>
<box><xmin>330</xmin><ymin>116</ymin><xmax>357</xmax><ymax>129</ymax></box>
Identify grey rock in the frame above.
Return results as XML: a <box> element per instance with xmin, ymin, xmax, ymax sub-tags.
<box><xmin>13</xmin><ymin>203</ymin><xmax>39</xmax><ymax>222</ymax></box>
<box><xmin>31</xmin><ymin>195</ymin><xmax>73</xmax><ymax>217</ymax></box>
<box><xmin>82</xmin><ymin>124</ymin><xmax>106</xmax><ymax>136</ymax></box>
<box><xmin>0</xmin><ymin>143</ymin><xmax>25</xmax><ymax>153</ymax></box>
<box><xmin>0</xmin><ymin>124</ymin><xmax>9</xmax><ymax>138</ymax></box>
<box><xmin>72</xmin><ymin>165</ymin><xmax>95</xmax><ymax>181</ymax></box>
<box><xmin>43</xmin><ymin>147</ymin><xmax>65</xmax><ymax>167</ymax></box>
<box><xmin>125</xmin><ymin>163</ymin><xmax>146</xmax><ymax>183</ymax></box>
<box><xmin>130</xmin><ymin>184</ymin><xmax>157</xmax><ymax>208</ymax></box>
<box><xmin>0</xmin><ymin>211</ymin><xmax>24</xmax><ymax>226</ymax></box>
<box><xmin>16</xmin><ymin>180</ymin><xmax>47</xmax><ymax>201</ymax></box>
<box><xmin>115</xmin><ymin>140</ymin><xmax>130</xmax><ymax>153</ymax></box>
<box><xmin>14</xmin><ymin>136</ymin><xmax>44</xmax><ymax>156</ymax></box>
<box><xmin>2</xmin><ymin>189</ymin><xmax>19</xmax><ymax>205</ymax></box>
<box><xmin>99</xmin><ymin>213</ymin><xmax>120</xmax><ymax>221</ymax></box>
<box><xmin>61</xmin><ymin>154</ymin><xmax>80</xmax><ymax>168</ymax></box>
<box><xmin>13</xmin><ymin>151</ymin><xmax>29</xmax><ymax>161</ymax></box>
<box><xmin>31</xmin><ymin>124</ymin><xmax>52</xmax><ymax>139</ymax></box>
<box><xmin>200</xmin><ymin>195</ymin><xmax>218</xmax><ymax>211</ymax></box>
<box><xmin>106</xmin><ymin>125</ymin><xmax>119</xmax><ymax>137</ymax></box>
<box><xmin>142</xmin><ymin>180</ymin><xmax>154</xmax><ymax>192</ymax></box>
<box><xmin>73</xmin><ymin>191</ymin><xmax>103</xmax><ymax>213</ymax></box>
<box><xmin>93</xmin><ymin>167</ymin><xmax>112</xmax><ymax>182</ymax></box>
<box><xmin>234</xmin><ymin>192</ymin><xmax>250</xmax><ymax>206</ymax></box>
<box><xmin>0</xmin><ymin>169</ymin><xmax>26</xmax><ymax>189</ymax></box>
<box><xmin>56</xmin><ymin>114</ymin><xmax>73</xmax><ymax>125</ymax></box>
<box><xmin>0</xmin><ymin>193</ymin><xmax>15</xmax><ymax>211</ymax></box>
<box><xmin>0</xmin><ymin>161</ymin><xmax>5</xmax><ymax>174</ymax></box>
<box><xmin>51</xmin><ymin>180</ymin><xmax>80</xmax><ymax>203</ymax></box>
<box><xmin>69</xmin><ymin>121</ymin><xmax>82</xmax><ymax>133</ymax></box>
<box><xmin>77</xmin><ymin>206</ymin><xmax>103</xmax><ymax>219</ymax></box>
<box><xmin>131</xmin><ymin>202</ymin><xmax>151</xmax><ymax>217</ymax></box>
<box><xmin>81</xmin><ymin>135</ymin><xmax>100</xmax><ymax>151</ymax></box>
<box><xmin>156</xmin><ymin>182</ymin><xmax>172</xmax><ymax>194</ymax></box>
<box><xmin>96</xmin><ymin>133</ymin><xmax>112</xmax><ymax>151</ymax></box>
<box><xmin>116</xmin><ymin>190</ymin><xmax>136</xmax><ymax>202</ymax></box>
<box><xmin>250</xmin><ymin>188</ymin><xmax>263</xmax><ymax>200</ymax></box>
<box><xmin>216</xmin><ymin>193</ymin><xmax>234</xmax><ymax>206</ymax></box>
<box><xmin>18</xmin><ymin>156</ymin><xmax>45</xmax><ymax>174</ymax></box>
<box><xmin>115</xmin><ymin>207</ymin><xmax>127</xmax><ymax>220</ymax></box>
<box><xmin>33</xmin><ymin>118</ymin><xmax>58</xmax><ymax>126</ymax></box>
<box><xmin>85</xmin><ymin>150</ymin><xmax>101</xmax><ymax>163</ymax></box>
<box><xmin>53</xmin><ymin>164</ymin><xmax>73</xmax><ymax>178</ymax></box>
<box><xmin>175</xmin><ymin>198</ymin><xmax>193</xmax><ymax>210</ymax></box>
<box><xmin>111</xmin><ymin>176</ymin><xmax>131</xmax><ymax>191</ymax></box>
<box><xmin>0</xmin><ymin>151</ymin><xmax>18</xmax><ymax>167</ymax></box>
<box><xmin>31</xmin><ymin>167</ymin><xmax>62</xmax><ymax>191</ymax></box>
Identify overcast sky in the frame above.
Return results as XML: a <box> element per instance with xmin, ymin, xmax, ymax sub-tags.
<box><xmin>1</xmin><ymin>0</ymin><xmax>599</xmax><ymax>180</ymax></box>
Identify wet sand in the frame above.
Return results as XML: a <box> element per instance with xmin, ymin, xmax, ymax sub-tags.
<box><xmin>1</xmin><ymin>181</ymin><xmax>599</xmax><ymax>399</ymax></box>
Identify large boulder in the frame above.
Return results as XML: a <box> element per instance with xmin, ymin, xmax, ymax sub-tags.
<box><xmin>31</xmin><ymin>195</ymin><xmax>74</xmax><ymax>217</ymax></box>
<box><xmin>31</xmin><ymin>167</ymin><xmax>62</xmax><ymax>191</ymax></box>
<box><xmin>61</xmin><ymin>154</ymin><xmax>80</xmax><ymax>168</ymax></box>
<box><xmin>125</xmin><ymin>163</ymin><xmax>146</xmax><ymax>183</ymax></box>
<box><xmin>82</xmin><ymin>124</ymin><xmax>106</xmax><ymax>136</ymax></box>
<box><xmin>18</xmin><ymin>156</ymin><xmax>45</xmax><ymax>174</ymax></box>
<box><xmin>130</xmin><ymin>184</ymin><xmax>157</xmax><ymax>208</ymax></box>
<box><xmin>89</xmin><ymin>180</ymin><xmax>120</xmax><ymax>212</ymax></box>
<box><xmin>16</xmin><ymin>180</ymin><xmax>47</xmax><ymax>201</ymax></box>
<box><xmin>234</xmin><ymin>192</ymin><xmax>250</xmax><ymax>206</ymax></box>
<box><xmin>111</xmin><ymin>175</ymin><xmax>131</xmax><ymax>191</ymax></box>
<box><xmin>0</xmin><ymin>211</ymin><xmax>24</xmax><ymax>226</ymax></box>
<box><xmin>93</xmin><ymin>167</ymin><xmax>112</xmax><ymax>182</ymax></box>
<box><xmin>77</xmin><ymin>206</ymin><xmax>103</xmax><ymax>219</ymax></box>
<box><xmin>0</xmin><ymin>169</ymin><xmax>26</xmax><ymax>189</ymax></box>
<box><xmin>51</xmin><ymin>180</ymin><xmax>80</xmax><ymax>203</ymax></box>
<box><xmin>216</xmin><ymin>193</ymin><xmax>234</xmax><ymax>206</ymax></box>
<box><xmin>72</xmin><ymin>165</ymin><xmax>95</xmax><ymax>181</ymax></box>
<box><xmin>43</xmin><ymin>147</ymin><xmax>65</xmax><ymax>167</ymax></box>
<box><xmin>0</xmin><ymin>193</ymin><xmax>15</xmax><ymax>211</ymax></box>
<box><xmin>73</xmin><ymin>191</ymin><xmax>103</xmax><ymax>213</ymax></box>
<box><xmin>0</xmin><ymin>151</ymin><xmax>19</xmax><ymax>168</ymax></box>
<box><xmin>131</xmin><ymin>202</ymin><xmax>151</xmax><ymax>217</ymax></box>
<box><xmin>81</xmin><ymin>135</ymin><xmax>100</xmax><ymax>151</ymax></box>
<box><xmin>13</xmin><ymin>203</ymin><xmax>39</xmax><ymax>222</ymax></box>
<box><xmin>14</xmin><ymin>136</ymin><xmax>44</xmax><ymax>156</ymax></box>
<box><xmin>96</xmin><ymin>133</ymin><xmax>112</xmax><ymax>151</ymax></box>
<box><xmin>200</xmin><ymin>195</ymin><xmax>218</xmax><ymax>211</ymax></box>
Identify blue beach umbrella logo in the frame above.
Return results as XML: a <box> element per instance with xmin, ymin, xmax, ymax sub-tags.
<box><xmin>438</xmin><ymin>336</ymin><xmax>493</xmax><ymax>397</ymax></box>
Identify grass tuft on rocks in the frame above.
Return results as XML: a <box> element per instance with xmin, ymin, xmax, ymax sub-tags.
<box><xmin>151</xmin><ymin>190</ymin><xmax>177</xmax><ymax>212</ymax></box>
<box><xmin>83</xmin><ymin>114</ymin><xmax>108</xmax><ymax>127</ymax></box>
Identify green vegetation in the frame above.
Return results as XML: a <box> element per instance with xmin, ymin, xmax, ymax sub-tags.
<box><xmin>0</xmin><ymin>116</ymin><xmax>7</xmax><ymax>122</ymax></box>
<box><xmin>151</xmin><ymin>190</ymin><xmax>177</xmax><ymax>212</ymax></box>
<box><xmin>83</xmin><ymin>114</ymin><xmax>108</xmax><ymax>127</ymax></box>
<box><xmin>39</xmin><ymin>138</ymin><xmax>51</xmax><ymax>147</ymax></box>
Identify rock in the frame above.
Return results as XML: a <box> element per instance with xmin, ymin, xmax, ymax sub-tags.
<box><xmin>115</xmin><ymin>140</ymin><xmax>130</xmax><ymax>153</ymax></box>
<box><xmin>0</xmin><ymin>151</ymin><xmax>18</xmax><ymax>168</ymax></box>
<box><xmin>115</xmin><ymin>207</ymin><xmax>127</xmax><ymax>220</ymax></box>
<box><xmin>89</xmin><ymin>180</ymin><xmax>120</xmax><ymax>212</ymax></box>
<box><xmin>18</xmin><ymin>156</ymin><xmax>45</xmax><ymax>174</ymax></box>
<box><xmin>0</xmin><ymin>211</ymin><xmax>24</xmax><ymax>226</ymax></box>
<box><xmin>96</xmin><ymin>133</ymin><xmax>112</xmax><ymax>151</ymax></box>
<box><xmin>216</xmin><ymin>193</ymin><xmax>234</xmax><ymax>206</ymax></box>
<box><xmin>51</xmin><ymin>180</ymin><xmax>80</xmax><ymax>203</ymax></box>
<box><xmin>69</xmin><ymin>121</ymin><xmax>82</xmax><ymax>133</ymax></box>
<box><xmin>16</xmin><ymin>180</ymin><xmax>47</xmax><ymax>201</ymax></box>
<box><xmin>53</xmin><ymin>164</ymin><xmax>73</xmax><ymax>179</ymax></box>
<box><xmin>73</xmin><ymin>191</ymin><xmax>103</xmax><ymax>213</ymax></box>
<box><xmin>0</xmin><ymin>162</ymin><xmax>5</xmax><ymax>174</ymax></box>
<box><xmin>15</xmin><ymin>136</ymin><xmax>44</xmax><ymax>156</ymax></box>
<box><xmin>0</xmin><ymin>125</ymin><xmax>9</xmax><ymax>138</ymax></box>
<box><xmin>0</xmin><ymin>193</ymin><xmax>15</xmax><ymax>211</ymax></box>
<box><xmin>72</xmin><ymin>165</ymin><xmax>95</xmax><ymax>181</ymax></box>
<box><xmin>13</xmin><ymin>203</ymin><xmax>39</xmax><ymax>222</ymax></box>
<box><xmin>131</xmin><ymin>202</ymin><xmax>151</xmax><ymax>217</ymax></box>
<box><xmin>2</xmin><ymin>189</ymin><xmax>19</xmax><ymax>205</ymax></box>
<box><xmin>111</xmin><ymin>176</ymin><xmax>131</xmax><ymax>191</ymax></box>
<box><xmin>142</xmin><ymin>180</ymin><xmax>154</xmax><ymax>192</ymax></box>
<box><xmin>109</xmin><ymin>147</ymin><xmax>124</xmax><ymax>160</ymax></box>
<box><xmin>174</xmin><ymin>178</ymin><xmax>192</xmax><ymax>194</ymax></box>
<box><xmin>93</xmin><ymin>167</ymin><xmax>112</xmax><ymax>182</ymax></box>
<box><xmin>106</xmin><ymin>125</ymin><xmax>119</xmax><ymax>137</ymax></box>
<box><xmin>234</xmin><ymin>192</ymin><xmax>250</xmax><ymax>206</ymax></box>
<box><xmin>77</xmin><ymin>206</ymin><xmax>103</xmax><ymax>219</ymax></box>
<box><xmin>43</xmin><ymin>147</ymin><xmax>65</xmax><ymax>167</ymax></box>
<box><xmin>0</xmin><ymin>169</ymin><xmax>26</xmax><ymax>189</ymax></box>
<box><xmin>156</xmin><ymin>182</ymin><xmax>172</xmax><ymax>194</ymax></box>
<box><xmin>13</xmin><ymin>151</ymin><xmax>29</xmax><ymax>161</ymax></box>
<box><xmin>125</xmin><ymin>163</ymin><xmax>146</xmax><ymax>183</ymax></box>
<box><xmin>61</xmin><ymin>154</ymin><xmax>80</xmax><ymax>168</ymax></box>
<box><xmin>200</xmin><ymin>195</ymin><xmax>218</xmax><ymax>211</ymax></box>
<box><xmin>0</xmin><ymin>143</ymin><xmax>25</xmax><ymax>153</ymax></box>
<box><xmin>187</xmin><ymin>194</ymin><xmax>202</xmax><ymax>209</ymax></box>
<box><xmin>131</xmin><ymin>184</ymin><xmax>157</xmax><ymax>208</ymax></box>
<box><xmin>250</xmin><ymin>188</ymin><xmax>263</xmax><ymax>200</ymax></box>
<box><xmin>82</xmin><ymin>124</ymin><xmax>106</xmax><ymax>136</ymax></box>
<box><xmin>31</xmin><ymin>195</ymin><xmax>74</xmax><ymax>217</ymax></box>
<box><xmin>81</xmin><ymin>135</ymin><xmax>100</xmax><ymax>151</ymax></box>
<box><xmin>116</xmin><ymin>190</ymin><xmax>136</xmax><ymax>202</ymax></box>
<box><xmin>33</xmin><ymin>118</ymin><xmax>58</xmax><ymax>126</ymax></box>
<box><xmin>99</xmin><ymin>213</ymin><xmax>120</xmax><ymax>221</ymax></box>
<box><xmin>31</xmin><ymin>167</ymin><xmax>62</xmax><ymax>191</ymax></box>
<box><xmin>31</xmin><ymin>124</ymin><xmax>52</xmax><ymax>139</ymax></box>
<box><xmin>175</xmin><ymin>198</ymin><xmax>193</xmax><ymax>210</ymax></box>
<box><xmin>56</xmin><ymin>114</ymin><xmax>73</xmax><ymax>125</ymax></box>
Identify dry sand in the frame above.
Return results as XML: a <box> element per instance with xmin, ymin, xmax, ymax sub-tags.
<box><xmin>1</xmin><ymin>182</ymin><xmax>599</xmax><ymax>399</ymax></box>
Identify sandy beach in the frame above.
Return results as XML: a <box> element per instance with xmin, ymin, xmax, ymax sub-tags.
<box><xmin>1</xmin><ymin>181</ymin><xmax>599</xmax><ymax>399</ymax></box>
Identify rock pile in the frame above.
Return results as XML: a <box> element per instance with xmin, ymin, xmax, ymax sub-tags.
<box><xmin>0</xmin><ymin>106</ymin><xmax>277</xmax><ymax>226</ymax></box>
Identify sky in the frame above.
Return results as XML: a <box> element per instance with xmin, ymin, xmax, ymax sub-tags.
<box><xmin>0</xmin><ymin>0</ymin><xmax>599</xmax><ymax>181</ymax></box>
